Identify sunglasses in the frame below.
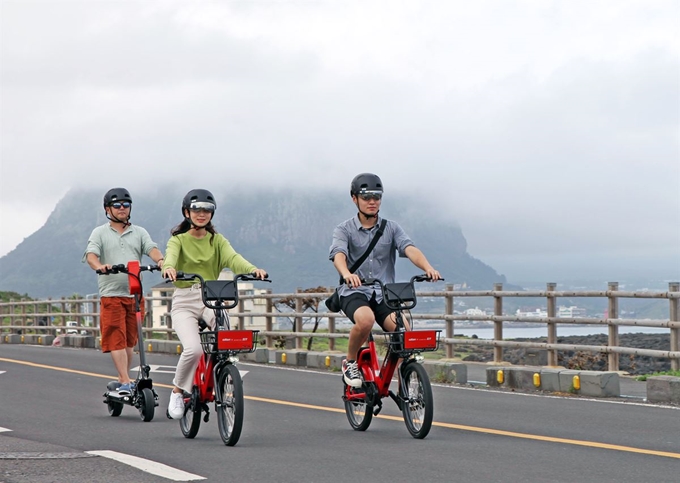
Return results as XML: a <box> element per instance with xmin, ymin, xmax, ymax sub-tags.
<box><xmin>110</xmin><ymin>202</ymin><xmax>131</xmax><ymax>209</ymax></box>
<box><xmin>359</xmin><ymin>193</ymin><xmax>382</xmax><ymax>201</ymax></box>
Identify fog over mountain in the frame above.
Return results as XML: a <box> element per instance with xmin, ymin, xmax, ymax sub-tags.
<box><xmin>0</xmin><ymin>187</ymin><xmax>507</xmax><ymax>297</ymax></box>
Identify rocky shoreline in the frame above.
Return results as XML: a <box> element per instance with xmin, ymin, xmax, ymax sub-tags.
<box><xmin>459</xmin><ymin>333</ymin><xmax>674</xmax><ymax>375</ymax></box>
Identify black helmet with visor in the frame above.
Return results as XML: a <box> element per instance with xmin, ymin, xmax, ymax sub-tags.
<box><xmin>182</xmin><ymin>189</ymin><xmax>216</xmax><ymax>216</ymax></box>
<box><xmin>350</xmin><ymin>173</ymin><xmax>383</xmax><ymax>199</ymax></box>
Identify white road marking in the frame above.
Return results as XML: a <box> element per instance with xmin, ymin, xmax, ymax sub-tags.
<box><xmin>146</xmin><ymin>365</ymin><xmax>248</xmax><ymax>378</ymax></box>
<box><xmin>0</xmin><ymin>427</ymin><xmax>12</xmax><ymax>433</ymax></box>
<box><xmin>86</xmin><ymin>450</ymin><xmax>205</xmax><ymax>481</ymax></box>
<box><xmin>0</xmin><ymin>371</ymin><xmax>5</xmax><ymax>375</ymax></box>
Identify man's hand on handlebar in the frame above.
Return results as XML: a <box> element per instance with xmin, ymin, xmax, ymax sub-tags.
<box><xmin>95</xmin><ymin>264</ymin><xmax>113</xmax><ymax>274</ymax></box>
<box><xmin>343</xmin><ymin>273</ymin><xmax>362</xmax><ymax>289</ymax></box>
<box><xmin>423</xmin><ymin>268</ymin><xmax>442</xmax><ymax>282</ymax></box>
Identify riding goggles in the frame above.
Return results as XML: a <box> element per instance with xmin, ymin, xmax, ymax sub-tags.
<box><xmin>358</xmin><ymin>191</ymin><xmax>382</xmax><ymax>201</ymax></box>
<box><xmin>188</xmin><ymin>201</ymin><xmax>215</xmax><ymax>213</ymax></box>
<box><xmin>110</xmin><ymin>201</ymin><xmax>131</xmax><ymax>209</ymax></box>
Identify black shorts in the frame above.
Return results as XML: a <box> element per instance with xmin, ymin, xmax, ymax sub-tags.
<box><xmin>340</xmin><ymin>292</ymin><xmax>395</xmax><ymax>330</ymax></box>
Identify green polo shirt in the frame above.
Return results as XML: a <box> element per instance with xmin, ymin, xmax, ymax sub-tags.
<box><xmin>163</xmin><ymin>232</ymin><xmax>257</xmax><ymax>288</ymax></box>
<box><xmin>83</xmin><ymin>223</ymin><xmax>158</xmax><ymax>297</ymax></box>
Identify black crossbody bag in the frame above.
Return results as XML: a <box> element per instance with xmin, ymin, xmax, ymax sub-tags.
<box><xmin>325</xmin><ymin>219</ymin><xmax>387</xmax><ymax>312</ymax></box>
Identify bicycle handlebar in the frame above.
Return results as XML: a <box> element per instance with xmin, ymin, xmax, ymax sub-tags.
<box><xmin>359</xmin><ymin>274</ymin><xmax>445</xmax><ymax>311</ymax></box>
<box><xmin>167</xmin><ymin>272</ymin><xmax>271</xmax><ymax>311</ymax></box>
<box><xmin>96</xmin><ymin>264</ymin><xmax>160</xmax><ymax>275</ymax></box>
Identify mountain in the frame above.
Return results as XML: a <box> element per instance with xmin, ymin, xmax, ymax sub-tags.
<box><xmin>0</xmin><ymin>186</ymin><xmax>507</xmax><ymax>297</ymax></box>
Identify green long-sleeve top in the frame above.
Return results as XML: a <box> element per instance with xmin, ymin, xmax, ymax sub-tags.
<box><xmin>163</xmin><ymin>232</ymin><xmax>257</xmax><ymax>288</ymax></box>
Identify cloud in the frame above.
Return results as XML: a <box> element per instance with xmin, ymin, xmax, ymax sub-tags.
<box><xmin>1</xmin><ymin>0</ymin><xmax>678</xmax><ymax>279</ymax></box>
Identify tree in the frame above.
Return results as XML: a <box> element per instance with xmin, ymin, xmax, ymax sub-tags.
<box><xmin>273</xmin><ymin>286</ymin><xmax>331</xmax><ymax>350</ymax></box>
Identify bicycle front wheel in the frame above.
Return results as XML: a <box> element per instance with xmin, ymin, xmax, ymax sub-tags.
<box><xmin>216</xmin><ymin>363</ymin><xmax>244</xmax><ymax>446</ymax></box>
<box><xmin>180</xmin><ymin>386</ymin><xmax>201</xmax><ymax>439</ymax></box>
<box><xmin>400</xmin><ymin>362</ymin><xmax>434</xmax><ymax>439</ymax></box>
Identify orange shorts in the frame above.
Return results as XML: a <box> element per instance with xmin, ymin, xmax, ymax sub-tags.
<box><xmin>100</xmin><ymin>297</ymin><xmax>145</xmax><ymax>352</ymax></box>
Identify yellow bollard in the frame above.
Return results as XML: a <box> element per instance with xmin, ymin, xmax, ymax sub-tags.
<box><xmin>325</xmin><ymin>355</ymin><xmax>331</xmax><ymax>368</ymax></box>
<box><xmin>281</xmin><ymin>353</ymin><xmax>287</xmax><ymax>364</ymax></box>
<box><xmin>496</xmin><ymin>369</ymin><xmax>504</xmax><ymax>384</ymax></box>
<box><xmin>533</xmin><ymin>373</ymin><xmax>541</xmax><ymax>387</ymax></box>
<box><xmin>21</xmin><ymin>335</ymin><xmax>25</xmax><ymax>343</ymax></box>
<box><xmin>176</xmin><ymin>344</ymin><xmax>182</xmax><ymax>354</ymax></box>
<box><xmin>38</xmin><ymin>336</ymin><xmax>42</xmax><ymax>345</ymax></box>
<box><xmin>572</xmin><ymin>375</ymin><xmax>581</xmax><ymax>391</ymax></box>
<box><xmin>147</xmin><ymin>343</ymin><xmax>152</xmax><ymax>352</ymax></box>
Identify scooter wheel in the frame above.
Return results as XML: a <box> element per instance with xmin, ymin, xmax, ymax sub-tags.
<box><xmin>139</xmin><ymin>388</ymin><xmax>155</xmax><ymax>422</ymax></box>
<box><xmin>107</xmin><ymin>399</ymin><xmax>123</xmax><ymax>417</ymax></box>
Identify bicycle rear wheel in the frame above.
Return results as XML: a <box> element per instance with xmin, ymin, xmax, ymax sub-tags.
<box><xmin>343</xmin><ymin>385</ymin><xmax>373</xmax><ymax>431</ymax></box>
<box><xmin>180</xmin><ymin>387</ymin><xmax>201</xmax><ymax>438</ymax></box>
<box><xmin>400</xmin><ymin>362</ymin><xmax>433</xmax><ymax>439</ymax></box>
<box><xmin>216</xmin><ymin>363</ymin><xmax>244</xmax><ymax>446</ymax></box>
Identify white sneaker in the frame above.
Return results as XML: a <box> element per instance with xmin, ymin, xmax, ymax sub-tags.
<box><xmin>168</xmin><ymin>391</ymin><xmax>185</xmax><ymax>420</ymax></box>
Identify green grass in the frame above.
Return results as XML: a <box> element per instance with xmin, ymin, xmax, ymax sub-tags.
<box><xmin>635</xmin><ymin>370</ymin><xmax>680</xmax><ymax>381</ymax></box>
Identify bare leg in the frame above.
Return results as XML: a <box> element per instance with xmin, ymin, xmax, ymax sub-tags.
<box><xmin>347</xmin><ymin>306</ymin><xmax>375</xmax><ymax>360</ymax></box>
<box><xmin>110</xmin><ymin>349</ymin><xmax>132</xmax><ymax>383</ymax></box>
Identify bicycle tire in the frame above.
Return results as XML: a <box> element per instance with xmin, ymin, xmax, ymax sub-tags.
<box><xmin>138</xmin><ymin>387</ymin><xmax>155</xmax><ymax>422</ymax></box>
<box><xmin>216</xmin><ymin>363</ymin><xmax>244</xmax><ymax>446</ymax></box>
<box><xmin>400</xmin><ymin>362</ymin><xmax>434</xmax><ymax>439</ymax></box>
<box><xmin>180</xmin><ymin>386</ymin><xmax>201</xmax><ymax>438</ymax></box>
<box><xmin>343</xmin><ymin>385</ymin><xmax>373</xmax><ymax>431</ymax></box>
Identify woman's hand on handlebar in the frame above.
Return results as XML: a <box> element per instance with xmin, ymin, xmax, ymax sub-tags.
<box><xmin>251</xmin><ymin>268</ymin><xmax>268</xmax><ymax>280</ymax></box>
<box><xmin>163</xmin><ymin>267</ymin><xmax>177</xmax><ymax>282</ymax></box>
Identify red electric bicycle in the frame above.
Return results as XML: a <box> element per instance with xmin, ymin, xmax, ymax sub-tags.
<box><xmin>168</xmin><ymin>272</ymin><xmax>270</xmax><ymax>446</ymax></box>
<box><xmin>343</xmin><ymin>274</ymin><xmax>443</xmax><ymax>439</ymax></box>
<box><xmin>97</xmin><ymin>261</ymin><xmax>160</xmax><ymax>422</ymax></box>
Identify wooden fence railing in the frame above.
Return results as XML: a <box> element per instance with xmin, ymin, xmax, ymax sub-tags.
<box><xmin>2</xmin><ymin>282</ymin><xmax>679</xmax><ymax>371</ymax></box>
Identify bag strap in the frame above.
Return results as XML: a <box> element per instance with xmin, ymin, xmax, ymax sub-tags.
<box><xmin>338</xmin><ymin>219</ymin><xmax>387</xmax><ymax>284</ymax></box>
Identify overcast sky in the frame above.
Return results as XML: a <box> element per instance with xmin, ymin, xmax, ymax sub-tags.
<box><xmin>1</xmin><ymin>1</ymin><xmax>678</xmax><ymax>282</ymax></box>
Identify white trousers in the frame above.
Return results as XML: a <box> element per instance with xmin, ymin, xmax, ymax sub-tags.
<box><xmin>171</xmin><ymin>286</ymin><xmax>215</xmax><ymax>392</ymax></box>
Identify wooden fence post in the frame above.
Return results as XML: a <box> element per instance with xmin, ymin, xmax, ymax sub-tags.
<box><xmin>670</xmin><ymin>282</ymin><xmax>679</xmax><ymax>371</ymax></box>
<box><xmin>295</xmin><ymin>288</ymin><xmax>303</xmax><ymax>349</ymax></box>
<box><xmin>265</xmin><ymin>289</ymin><xmax>273</xmax><ymax>348</ymax></box>
<box><xmin>493</xmin><ymin>283</ymin><xmax>503</xmax><ymax>363</ymax></box>
<box><xmin>238</xmin><ymin>299</ymin><xmax>245</xmax><ymax>330</ymax></box>
<box><xmin>445</xmin><ymin>283</ymin><xmax>454</xmax><ymax>359</ymax></box>
<box><xmin>607</xmin><ymin>282</ymin><xmax>620</xmax><ymax>371</ymax></box>
<box><xmin>546</xmin><ymin>283</ymin><xmax>557</xmax><ymax>366</ymax></box>
<box><xmin>328</xmin><ymin>315</ymin><xmax>336</xmax><ymax>351</ymax></box>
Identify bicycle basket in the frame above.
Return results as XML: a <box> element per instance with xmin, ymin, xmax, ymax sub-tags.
<box><xmin>203</xmin><ymin>280</ymin><xmax>238</xmax><ymax>302</ymax></box>
<box><xmin>383</xmin><ymin>282</ymin><xmax>416</xmax><ymax>305</ymax></box>
<box><xmin>200</xmin><ymin>330</ymin><xmax>259</xmax><ymax>354</ymax></box>
<box><xmin>384</xmin><ymin>330</ymin><xmax>441</xmax><ymax>356</ymax></box>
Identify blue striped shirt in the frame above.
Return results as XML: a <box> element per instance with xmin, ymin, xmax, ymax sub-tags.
<box><xmin>329</xmin><ymin>215</ymin><xmax>414</xmax><ymax>301</ymax></box>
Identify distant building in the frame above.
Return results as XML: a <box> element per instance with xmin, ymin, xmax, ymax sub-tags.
<box><xmin>557</xmin><ymin>305</ymin><xmax>587</xmax><ymax>318</ymax></box>
<box><xmin>515</xmin><ymin>308</ymin><xmax>548</xmax><ymax>318</ymax></box>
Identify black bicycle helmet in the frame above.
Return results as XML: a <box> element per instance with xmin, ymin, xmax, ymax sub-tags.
<box><xmin>182</xmin><ymin>189</ymin><xmax>217</xmax><ymax>215</ymax></box>
<box><xmin>350</xmin><ymin>173</ymin><xmax>383</xmax><ymax>196</ymax></box>
<box><xmin>103</xmin><ymin>188</ymin><xmax>132</xmax><ymax>207</ymax></box>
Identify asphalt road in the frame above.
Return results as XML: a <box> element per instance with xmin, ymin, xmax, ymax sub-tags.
<box><xmin>1</xmin><ymin>344</ymin><xmax>678</xmax><ymax>483</ymax></box>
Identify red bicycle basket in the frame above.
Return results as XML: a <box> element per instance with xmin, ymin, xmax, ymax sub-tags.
<box><xmin>217</xmin><ymin>330</ymin><xmax>255</xmax><ymax>351</ymax></box>
<box><xmin>403</xmin><ymin>330</ymin><xmax>439</xmax><ymax>350</ymax></box>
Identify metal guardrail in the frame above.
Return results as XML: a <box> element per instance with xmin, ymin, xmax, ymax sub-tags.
<box><xmin>2</xmin><ymin>282</ymin><xmax>678</xmax><ymax>371</ymax></box>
